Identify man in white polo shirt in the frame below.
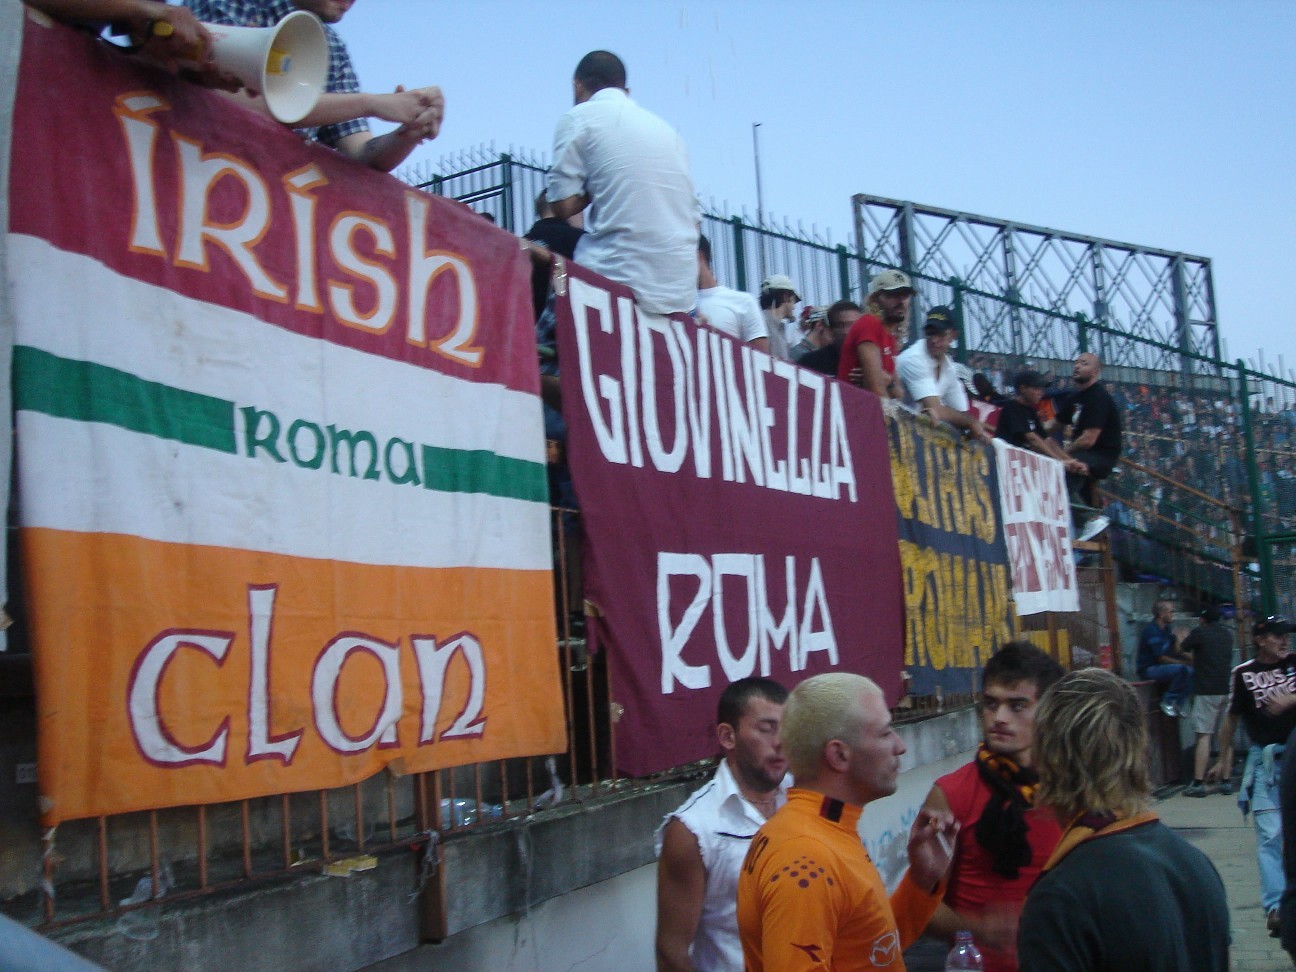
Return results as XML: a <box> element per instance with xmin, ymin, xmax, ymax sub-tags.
<box><xmin>897</xmin><ymin>305</ymin><xmax>992</xmax><ymax>442</ymax></box>
<box><xmin>547</xmin><ymin>50</ymin><xmax>699</xmax><ymax>315</ymax></box>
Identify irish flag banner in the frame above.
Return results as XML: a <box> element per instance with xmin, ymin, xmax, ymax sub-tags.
<box><xmin>8</xmin><ymin>15</ymin><xmax>565</xmax><ymax>824</ymax></box>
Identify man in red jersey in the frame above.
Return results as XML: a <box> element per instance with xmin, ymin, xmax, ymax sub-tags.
<box><xmin>837</xmin><ymin>270</ymin><xmax>914</xmax><ymax>398</ymax></box>
<box><xmin>919</xmin><ymin>642</ymin><xmax>1064</xmax><ymax>972</ymax></box>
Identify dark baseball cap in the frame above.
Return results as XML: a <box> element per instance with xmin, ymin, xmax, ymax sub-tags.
<box><xmin>923</xmin><ymin>306</ymin><xmax>958</xmax><ymax>333</ymax></box>
<box><xmin>1254</xmin><ymin>616</ymin><xmax>1293</xmax><ymax>636</ymax></box>
<box><xmin>1013</xmin><ymin>369</ymin><xmax>1051</xmax><ymax>389</ymax></box>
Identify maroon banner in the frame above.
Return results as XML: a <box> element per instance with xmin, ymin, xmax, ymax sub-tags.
<box><xmin>555</xmin><ymin>266</ymin><xmax>904</xmax><ymax>776</ymax></box>
<box><xmin>10</xmin><ymin>16</ymin><xmax>535</xmax><ymax>395</ymax></box>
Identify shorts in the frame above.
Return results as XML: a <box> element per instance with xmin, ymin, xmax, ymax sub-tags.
<box><xmin>1191</xmin><ymin>694</ymin><xmax>1226</xmax><ymax>735</ymax></box>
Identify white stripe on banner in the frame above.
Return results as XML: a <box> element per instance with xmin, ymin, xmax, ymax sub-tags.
<box><xmin>8</xmin><ymin>235</ymin><xmax>544</xmax><ymax>465</ymax></box>
<box><xmin>17</xmin><ymin>408</ymin><xmax>552</xmax><ymax>570</ymax></box>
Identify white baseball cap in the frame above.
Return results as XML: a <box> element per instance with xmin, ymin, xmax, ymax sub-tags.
<box><xmin>760</xmin><ymin>274</ymin><xmax>801</xmax><ymax>301</ymax></box>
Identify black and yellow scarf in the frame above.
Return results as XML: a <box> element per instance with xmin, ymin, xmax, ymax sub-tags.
<box><xmin>973</xmin><ymin>744</ymin><xmax>1041</xmax><ymax>879</ymax></box>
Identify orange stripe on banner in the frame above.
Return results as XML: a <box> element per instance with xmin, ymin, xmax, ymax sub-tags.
<box><xmin>24</xmin><ymin>528</ymin><xmax>565</xmax><ymax>824</ymax></box>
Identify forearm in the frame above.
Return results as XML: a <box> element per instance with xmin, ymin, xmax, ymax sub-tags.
<box><xmin>1029</xmin><ymin>432</ymin><xmax>1072</xmax><ymax>464</ymax></box>
<box><xmin>550</xmin><ymin>192</ymin><xmax>589</xmax><ymax>221</ymax></box>
<box><xmin>924</xmin><ymin>901</ymin><xmax>967</xmax><ymax>944</ymax></box>
<box><xmin>891</xmin><ymin>870</ymin><xmax>944</xmax><ymax>950</ymax></box>
<box><xmin>862</xmin><ymin>363</ymin><xmax>890</xmax><ymax>397</ymax></box>
<box><xmin>929</xmin><ymin>403</ymin><xmax>977</xmax><ymax>432</ymax></box>
<box><xmin>1067</xmin><ymin>428</ymin><xmax>1100</xmax><ymax>452</ymax></box>
<box><xmin>350</xmin><ymin>130</ymin><xmax>421</xmax><ymax>172</ymax></box>
<box><xmin>26</xmin><ymin>0</ymin><xmax>161</xmax><ymax>22</ymax></box>
<box><xmin>655</xmin><ymin>940</ymin><xmax>693</xmax><ymax>972</ymax></box>
<box><xmin>296</xmin><ymin>91</ymin><xmax>380</xmax><ymax>129</ymax></box>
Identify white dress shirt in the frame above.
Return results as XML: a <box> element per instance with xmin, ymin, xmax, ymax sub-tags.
<box><xmin>548</xmin><ymin>87</ymin><xmax>700</xmax><ymax>315</ymax></box>
<box><xmin>896</xmin><ymin>338</ymin><xmax>970</xmax><ymax>411</ymax></box>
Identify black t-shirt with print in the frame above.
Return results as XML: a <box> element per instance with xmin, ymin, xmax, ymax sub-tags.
<box><xmin>1227</xmin><ymin>655</ymin><xmax>1296</xmax><ymax>746</ymax></box>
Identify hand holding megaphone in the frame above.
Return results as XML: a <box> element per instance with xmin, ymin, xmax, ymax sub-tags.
<box><xmin>102</xmin><ymin>1</ymin><xmax>233</xmax><ymax>88</ymax></box>
<box><xmin>146</xmin><ymin>15</ymin><xmax>245</xmax><ymax>93</ymax></box>
<box><xmin>154</xmin><ymin>10</ymin><xmax>328</xmax><ymax>124</ymax></box>
<box><xmin>136</xmin><ymin>2</ymin><xmax>208</xmax><ymax>63</ymax></box>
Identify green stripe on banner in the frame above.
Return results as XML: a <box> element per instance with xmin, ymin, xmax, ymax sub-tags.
<box><xmin>421</xmin><ymin>445</ymin><xmax>548</xmax><ymax>503</ymax></box>
<box><xmin>14</xmin><ymin>346</ymin><xmax>548</xmax><ymax>504</ymax></box>
<box><xmin>14</xmin><ymin>345</ymin><xmax>237</xmax><ymax>453</ymax></box>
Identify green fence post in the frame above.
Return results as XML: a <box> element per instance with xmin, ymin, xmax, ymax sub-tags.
<box><xmin>1076</xmin><ymin>312</ymin><xmax>1089</xmax><ymax>355</ymax></box>
<box><xmin>836</xmin><ymin>245</ymin><xmax>851</xmax><ymax>302</ymax></box>
<box><xmin>731</xmin><ymin>215</ymin><xmax>747</xmax><ymax>293</ymax></box>
<box><xmin>951</xmin><ymin>277</ymin><xmax>967</xmax><ymax>364</ymax></box>
<box><xmin>1239</xmin><ymin>361</ymin><xmax>1275</xmax><ymax>615</ymax></box>
<box><xmin>500</xmin><ymin>153</ymin><xmax>514</xmax><ymax>233</ymax></box>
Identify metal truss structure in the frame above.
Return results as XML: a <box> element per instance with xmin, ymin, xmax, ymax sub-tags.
<box><xmin>852</xmin><ymin>195</ymin><xmax>1220</xmax><ymax>373</ymax></box>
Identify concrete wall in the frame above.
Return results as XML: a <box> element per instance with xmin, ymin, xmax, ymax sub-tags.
<box><xmin>366</xmin><ymin>707</ymin><xmax>980</xmax><ymax>971</ymax></box>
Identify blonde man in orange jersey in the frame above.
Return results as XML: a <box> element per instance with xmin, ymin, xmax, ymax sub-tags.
<box><xmin>737</xmin><ymin>673</ymin><xmax>957</xmax><ymax>971</ymax></box>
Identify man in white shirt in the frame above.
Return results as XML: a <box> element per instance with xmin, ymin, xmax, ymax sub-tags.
<box><xmin>897</xmin><ymin>306</ymin><xmax>992</xmax><ymax>442</ymax></box>
<box><xmin>655</xmin><ymin>678</ymin><xmax>789</xmax><ymax>972</ymax></box>
<box><xmin>547</xmin><ymin>50</ymin><xmax>699</xmax><ymax>315</ymax></box>
<box><xmin>696</xmin><ymin>236</ymin><xmax>769</xmax><ymax>352</ymax></box>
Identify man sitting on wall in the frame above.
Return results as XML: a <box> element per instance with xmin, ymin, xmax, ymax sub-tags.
<box><xmin>1054</xmin><ymin>352</ymin><xmax>1123</xmax><ymax>541</ymax></box>
<box><xmin>547</xmin><ymin>49</ymin><xmax>699</xmax><ymax>317</ymax></box>
<box><xmin>1137</xmin><ymin>599</ymin><xmax>1193</xmax><ymax>718</ymax></box>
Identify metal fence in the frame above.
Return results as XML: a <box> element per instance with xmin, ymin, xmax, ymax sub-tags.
<box><xmin>382</xmin><ymin>149</ymin><xmax>1296</xmax><ymax>757</ymax></box>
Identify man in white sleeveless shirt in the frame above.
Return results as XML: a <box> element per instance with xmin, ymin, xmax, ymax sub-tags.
<box><xmin>655</xmin><ymin>678</ymin><xmax>789</xmax><ymax>971</ymax></box>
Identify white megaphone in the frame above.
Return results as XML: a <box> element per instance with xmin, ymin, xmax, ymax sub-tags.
<box><xmin>200</xmin><ymin>11</ymin><xmax>328</xmax><ymax>125</ymax></box>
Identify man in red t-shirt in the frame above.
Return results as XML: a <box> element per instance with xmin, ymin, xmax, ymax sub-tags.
<box><xmin>919</xmin><ymin>642</ymin><xmax>1065</xmax><ymax>972</ymax></box>
<box><xmin>837</xmin><ymin>269</ymin><xmax>913</xmax><ymax>397</ymax></box>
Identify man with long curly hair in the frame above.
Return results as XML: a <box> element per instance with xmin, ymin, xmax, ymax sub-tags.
<box><xmin>1020</xmin><ymin>668</ymin><xmax>1229</xmax><ymax>971</ymax></box>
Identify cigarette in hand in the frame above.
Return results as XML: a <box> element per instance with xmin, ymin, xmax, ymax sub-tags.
<box><xmin>934</xmin><ymin>821</ymin><xmax>954</xmax><ymax>858</ymax></box>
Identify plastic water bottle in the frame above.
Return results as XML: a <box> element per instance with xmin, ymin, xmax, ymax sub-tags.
<box><xmin>945</xmin><ymin>930</ymin><xmax>984</xmax><ymax>971</ymax></box>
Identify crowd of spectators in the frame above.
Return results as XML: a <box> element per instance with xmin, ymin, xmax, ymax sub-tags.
<box><xmin>963</xmin><ymin>349</ymin><xmax>1296</xmax><ymax>592</ymax></box>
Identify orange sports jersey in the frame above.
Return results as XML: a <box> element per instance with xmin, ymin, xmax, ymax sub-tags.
<box><xmin>737</xmin><ymin>788</ymin><xmax>941</xmax><ymax>970</ymax></box>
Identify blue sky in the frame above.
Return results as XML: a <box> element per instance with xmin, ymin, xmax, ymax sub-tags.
<box><xmin>338</xmin><ymin>0</ymin><xmax>1295</xmax><ymax>381</ymax></box>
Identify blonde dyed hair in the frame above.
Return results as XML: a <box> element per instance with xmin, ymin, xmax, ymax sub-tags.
<box><xmin>1034</xmin><ymin>668</ymin><xmax>1150</xmax><ymax>821</ymax></box>
<box><xmin>781</xmin><ymin>673</ymin><xmax>882</xmax><ymax>782</ymax></box>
